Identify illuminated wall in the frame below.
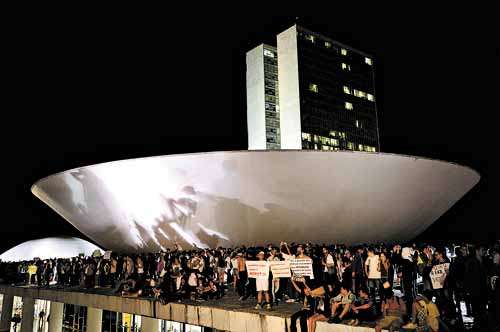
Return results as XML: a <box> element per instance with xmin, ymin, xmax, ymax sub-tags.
<box><xmin>31</xmin><ymin>151</ymin><xmax>479</xmax><ymax>252</ymax></box>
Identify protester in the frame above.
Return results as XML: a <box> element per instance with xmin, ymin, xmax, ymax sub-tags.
<box><xmin>254</xmin><ymin>251</ymin><xmax>272</xmax><ymax>310</ymax></box>
<box><xmin>1</xmin><ymin>240</ymin><xmax>499</xmax><ymax>330</ymax></box>
<box><xmin>327</xmin><ymin>284</ymin><xmax>356</xmax><ymax>324</ymax></box>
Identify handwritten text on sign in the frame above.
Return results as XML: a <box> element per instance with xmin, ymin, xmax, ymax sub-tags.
<box><xmin>269</xmin><ymin>261</ymin><xmax>291</xmax><ymax>278</ymax></box>
<box><xmin>246</xmin><ymin>261</ymin><xmax>269</xmax><ymax>279</ymax></box>
<box><xmin>290</xmin><ymin>258</ymin><xmax>314</xmax><ymax>279</ymax></box>
<box><xmin>430</xmin><ymin>263</ymin><xmax>450</xmax><ymax>289</ymax></box>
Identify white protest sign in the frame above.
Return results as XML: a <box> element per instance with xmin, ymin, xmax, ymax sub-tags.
<box><xmin>430</xmin><ymin>263</ymin><xmax>450</xmax><ymax>289</ymax></box>
<box><xmin>290</xmin><ymin>258</ymin><xmax>314</xmax><ymax>279</ymax></box>
<box><xmin>246</xmin><ymin>261</ymin><xmax>269</xmax><ymax>279</ymax></box>
<box><xmin>269</xmin><ymin>260</ymin><xmax>291</xmax><ymax>278</ymax></box>
<box><xmin>104</xmin><ymin>250</ymin><xmax>112</xmax><ymax>260</ymax></box>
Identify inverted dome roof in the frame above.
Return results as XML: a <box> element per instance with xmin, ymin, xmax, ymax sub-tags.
<box><xmin>0</xmin><ymin>237</ymin><xmax>102</xmax><ymax>262</ymax></box>
<box><xmin>31</xmin><ymin>150</ymin><xmax>479</xmax><ymax>252</ymax></box>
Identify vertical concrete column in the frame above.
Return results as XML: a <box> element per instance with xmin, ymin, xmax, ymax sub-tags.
<box><xmin>86</xmin><ymin>307</ymin><xmax>103</xmax><ymax>332</ymax></box>
<box><xmin>141</xmin><ymin>316</ymin><xmax>160</xmax><ymax>332</ymax></box>
<box><xmin>48</xmin><ymin>301</ymin><xmax>64</xmax><ymax>332</ymax></box>
<box><xmin>20</xmin><ymin>297</ymin><xmax>34</xmax><ymax>332</ymax></box>
<box><xmin>0</xmin><ymin>294</ymin><xmax>14</xmax><ymax>332</ymax></box>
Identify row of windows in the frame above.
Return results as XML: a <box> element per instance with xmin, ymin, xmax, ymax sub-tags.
<box><xmin>265</xmin><ymin>103</ymin><xmax>279</xmax><ymax>112</ymax></box>
<box><xmin>265</xmin><ymin>72</ymin><xmax>278</xmax><ymax>81</ymax></box>
<box><xmin>264</xmin><ymin>64</ymin><xmax>278</xmax><ymax>74</ymax></box>
<box><xmin>264</xmin><ymin>50</ymin><xmax>281</xmax><ymax>151</ymax></box>
<box><xmin>341</xmin><ymin>48</ymin><xmax>373</xmax><ymax>66</ymax></box>
<box><xmin>330</xmin><ymin>130</ymin><xmax>346</xmax><ymax>139</ymax></box>
<box><xmin>308</xmin><ymin>83</ymin><xmax>374</xmax><ymax>106</ymax></box>
<box><xmin>264</xmin><ymin>49</ymin><xmax>276</xmax><ymax>58</ymax></box>
<box><xmin>300</xmin><ymin>32</ymin><xmax>373</xmax><ymax>66</ymax></box>
<box><xmin>265</xmin><ymin>95</ymin><xmax>278</xmax><ymax>103</ymax></box>
<box><xmin>302</xmin><ymin>132</ymin><xmax>341</xmax><ymax>146</ymax></box>
<box><xmin>343</xmin><ymin>86</ymin><xmax>375</xmax><ymax>102</ymax></box>
<box><xmin>346</xmin><ymin>142</ymin><xmax>377</xmax><ymax>152</ymax></box>
<box><xmin>302</xmin><ymin>141</ymin><xmax>375</xmax><ymax>152</ymax></box>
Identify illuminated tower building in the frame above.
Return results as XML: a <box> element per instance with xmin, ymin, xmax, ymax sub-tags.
<box><xmin>247</xmin><ymin>24</ymin><xmax>380</xmax><ymax>152</ymax></box>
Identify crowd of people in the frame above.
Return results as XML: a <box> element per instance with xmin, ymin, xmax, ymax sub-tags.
<box><xmin>1</xmin><ymin>241</ymin><xmax>499</xmax><ymax>331</ymax></box>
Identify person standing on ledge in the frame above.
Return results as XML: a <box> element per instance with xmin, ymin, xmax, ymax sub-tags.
<box><xmin>254</xmin><ymin>251</ymin><xmax>272</xmax><ymax>310</ymax></box>
<box><xmin>237</xmin><ymin>252</ymin><xmax>248</xmax><ymax>300</ymax></box>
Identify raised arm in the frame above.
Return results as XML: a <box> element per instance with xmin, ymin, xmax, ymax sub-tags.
<box><xmin>281</xmin><ymin>241</ymin><xmax>292</xmax><ymax>256</ymax></box>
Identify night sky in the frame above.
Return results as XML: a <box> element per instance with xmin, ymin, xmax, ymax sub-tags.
<box><xmin>2</xmin><ymin>13</ymin><xmax>498</xmax><ymax>253</ymax></box>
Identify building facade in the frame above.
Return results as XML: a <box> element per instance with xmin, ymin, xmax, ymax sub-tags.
<box><xmin>247</xmin><ymin>24</ymin><xmax>380</xmax><ymax>152</ymax></box>
<box><xmin>246</xmin><ymin>44</ymin><xmax>281</xmax><ymax>150</ymax></box>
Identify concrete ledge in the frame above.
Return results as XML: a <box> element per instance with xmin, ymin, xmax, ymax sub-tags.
<box><xmin>0</xmin><ymin>286</ymin><xmax>385</xmax><ymax>332</ymax></box>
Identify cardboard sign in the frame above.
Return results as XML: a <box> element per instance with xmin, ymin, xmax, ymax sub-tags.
<box><xmin>290</xmin><ymin>258</ymin><xmax>314</xmax><ymax>279</ymax></box>
<box><xmin>430</xmin><ymin>263</ymin><xmax>450</xmax><ymax>289</ymax></box>
<box><xmin>245</xmin><ymin>261</ymin><xmax>269</xmax><ymax>279</ymax></box>
<box><xmin>104</xmin><ymin>250</ymin><xmax>112</xmax><ymax>260</ymax></box>
<box><xmin>269</xmin><ymin>260</ymin><xmax>291</xmax><ymax>278</ymax></box>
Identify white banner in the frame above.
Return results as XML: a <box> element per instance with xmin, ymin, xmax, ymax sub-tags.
<box><xmin>246</xmin><ymin>261</ymin><xmax>269</xmax><ymax>279</ymax></box>
<box><xmin>269</xmin><ymin>260</ymin><xmax>291</xmax><ymax>278</ymax></box>
<box><xmin>103</xmin><ymin>250</ymin><xmax>112</xmax><ymax>260</ymax></box>
<box><xmin>290</xmin><ymin>258</ymin><xmax>314</xmax><ymax>279</ymax></box>
<box><xmin>430</xmin><ymin>263</ymin><xmax>450</xmax><ymax>289</ymax></box>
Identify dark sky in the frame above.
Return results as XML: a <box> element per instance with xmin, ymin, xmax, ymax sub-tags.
<box><xmin>2</xmin><ymin>13</ymin><xmax>498</xmax><ymax>253</ymax></box>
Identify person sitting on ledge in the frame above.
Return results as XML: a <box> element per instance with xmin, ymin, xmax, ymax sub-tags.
<box><xmin>307</xmin><ymin>283</ymin><xmax>335</xmax><ymax>332</ymax></box>
<box><xmin>327</xmin><ymin>284</ymin><xmax>356</xmax><ymax>324</ymax></box>
<box><xmin>346</xmin><ymin>287</ymin><xmax>377</xmax><ymax>326</ymax></box>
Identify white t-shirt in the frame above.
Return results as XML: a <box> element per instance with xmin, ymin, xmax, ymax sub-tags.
<box><xmin>324</xmin><ymin>254</ymin><xmax>334</xmax><ymax>272</ymax></box>
<box><xmin>188</xmin><ymin>272</ymin><xmax>198</xmax><ymax>287</ymax></box>
<box><xmin>365</xmin><ymin>254</ymin><xmax>381</xmax><ymax>279</ymax></box>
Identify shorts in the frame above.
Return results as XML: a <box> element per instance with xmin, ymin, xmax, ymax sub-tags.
<box><xmin>256</xmin><ymin>278</ymin><xmax>269</xmax><ymax>291</ymax></box>
<box><xmin>377</xmin><ymin>315</ymin><xmax>402</xmax><ymax>329</ymax></box>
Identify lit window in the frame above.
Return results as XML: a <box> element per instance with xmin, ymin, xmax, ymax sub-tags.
<box><xmin>325</xmin><ymin>41</ymin><xmax>332</xmax><ymax>48</ymax></box>
<box><xmin>347</xmin><ymin>142</ymin><xmax>354</xmax><ymax>150</ymax></box>
<box><xmin>343</xmin><ymin>86</ymin><xmax>351</xmax><ymax>94</ymax></box>
<box><xmin>331</xmin><ymin>139</ymin><xmax>339</xmax><ymax>146</ymax></box>
<box><xmin>367</xmin><ymin>93</ymin><xmax>375</xmax><ymax>102</ymax></box>
<box><xmin>341</xmin><ymin>63</ymin><xmax>351</xmax><ymax>71</ymax></box>
<box><xmin>322</xmin><ymin>145</ymin><xmax>329</xmax><ymax>151</ymax></box>
<box><xmin>355</xmin><ymin>120</ymin><xmax>359</xmax><ymax>128</ymax></box>
<box><xmin>330</xmin><ymin>131</ymin><xmax>337</xmax><ymax>137</ymax></box>
<box><xmin>314</xmin><ymin>144</ymin><xmax>318</xmax><ymax>150</ymax></box>
<box><xmin>365</xmin><ymin>57</ymin><xmax>373</xmax><ymax>65</ymax></box>
<box><xmin>264</xmin><ymin>49</ymin><xmax>275</xmax><ymax>58</ymax></box>
<box><xmin>302</xmin><ymin>132</ymin><xmax>311</xmax><ymax>142</ymax></box>
<box><xmin>345</xmin><ymin>102</ymin><xmax>353</xmax><ymax>110</ymax></box>
<box><xmin>341</xmin><ymin>48</ymin><xmax>347</xmax><ymax>56</ymax></box>
<box><xmin>305</xmin><ymin>34</ymin><xmax>315</xmax><ymax>43</ymax></box>
<box><xmin>353</xmin><ymin>89</ymin><xmax>367</xmax><ymax>98</ymax></box>
<box><xmin>314</xmin><ymin>135</ymin><xmax>319</xmax><ymax>143</ymax></box>
<box><xmin>309</xmin><ymin>83</ymin><xmax>319</xmax><ymax>93</ymax></box>
<box><xmin>359</xmin><ymin>144</ymin><xmax>364</xmax><ymax>151</ymax></box>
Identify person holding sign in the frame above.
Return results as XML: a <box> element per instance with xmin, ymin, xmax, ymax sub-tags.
<box><xmin>430</xmin><ymin>248</ymin><xmax>452</xmax><ymax>317</ymax></box>
<box><xmin>254</xmin><ymin>251</ymin><xmax>272</xmax><ymax>310</ymax></box>
<box><xmin>267</xmin><ymin>248</ymin><xmax>281</xmax><ymax>304</ymax></box>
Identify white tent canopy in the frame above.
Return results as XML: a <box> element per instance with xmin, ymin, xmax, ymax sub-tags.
<box><xmin>0</xmin><ymin>237</ymin><xmax>102</xmax><ymax>262</ymax></box>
